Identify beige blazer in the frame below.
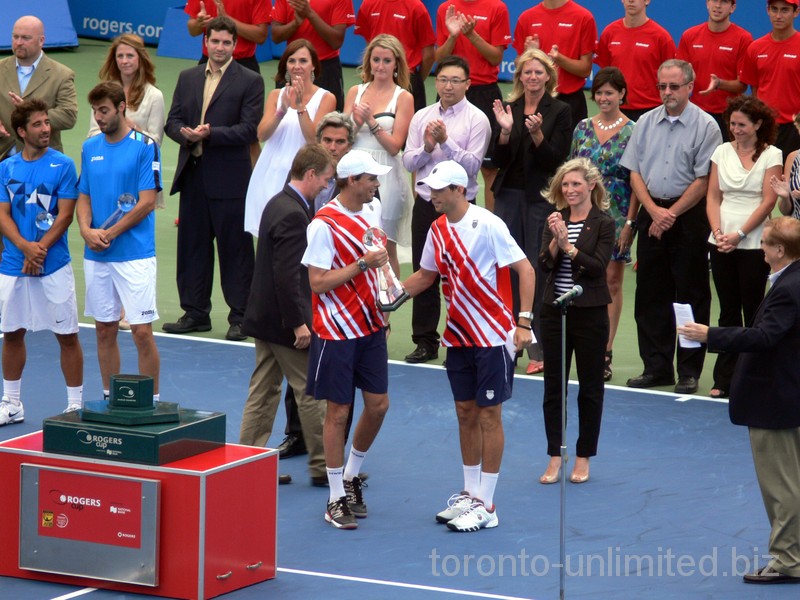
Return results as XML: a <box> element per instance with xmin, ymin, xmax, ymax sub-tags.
<box><xmin>0</xmin><ymin>52</ymin><xmax>78</xmax><ymax>159</ymax></box>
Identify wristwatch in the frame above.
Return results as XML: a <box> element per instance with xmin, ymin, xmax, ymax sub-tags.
<box><xmin>518</xmin><ymin>311</ymin><xmax>533</xmax><ymax>321</ymax></box>
<box><xmin>567</xmin><ymin>246</ymin><xmax>577</xmax><ymax>259</ymax></box>
<box><xmin>737</xmin><ymin>229</ymin><xmax>747</xmax><ymax>240</ymax></box>
<box><xmin>357</xmin><ymin>258</ymin><xmax>368</xmax><ymax>272</ymax></box>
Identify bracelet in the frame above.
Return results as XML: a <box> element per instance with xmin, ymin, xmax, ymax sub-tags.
<box><xmin>296</xmin><ymin>108</ymin><xmax>307</xmax><ymax>116</ymax></box>
<box><xmin>500</xmin><ymin>129</ymin><xmax>511</xmax><ymax>136</ymax></box>
<box><xmin>516</xmin><ymin>324</ymin><xmax>532</xmax><ymax>331</ymax></box>
<box><xmin>275</xmin><ymin>109</ymin><xmax>286</xmax><ymax>119</ymax></box>
<box><xmin>369</xmin><ymin>123</ymin><xmax>382</xmax><ymax>135</ymax></box>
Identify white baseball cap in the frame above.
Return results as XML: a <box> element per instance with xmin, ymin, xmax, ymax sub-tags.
<box><xmin>336</xmin><ymin>150</ymin><xmax>392</xmax><ymax>178</ymax></box>
<box><xmin>417</xmin><ymin>160</ymin><xmax>468</xmax><ymax>190</ymax></box>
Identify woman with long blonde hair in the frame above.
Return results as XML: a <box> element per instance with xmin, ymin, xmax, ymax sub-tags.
<box><xmin>343</xmin><ymin>34</ymin><xmax>414</xmax><ymax>275</ymax></box>
<box><xmin>537</xmin><ymin>158</ymin><xmax>614</xmax><ymax>485</ymax></box>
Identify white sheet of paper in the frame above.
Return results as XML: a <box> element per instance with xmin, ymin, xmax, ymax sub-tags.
<box><xmin>673</xmin><ymin>303</ymin><xmax>701</xmax><ymax>348</ymax></box>
<box><xmin>506</xmin><ymin>328</ymin><xmax>537</xmax><ymax>360</ymax></box>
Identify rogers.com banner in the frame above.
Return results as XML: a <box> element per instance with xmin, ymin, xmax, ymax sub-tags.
<box><xmin>68</xmin><ymin>0</ymin><xmax>171</xmax><ymax>45</ymax></box>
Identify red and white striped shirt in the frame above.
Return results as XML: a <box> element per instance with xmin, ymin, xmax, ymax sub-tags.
<box><xmin>420</xmin><ymin>204</ymin><xmax>525</xmax><ymax>348</ymax></box>
<box><xmin>302</xmin><ymin>198</ymin><xmax>387</xmax><ymax>340</ymax></box>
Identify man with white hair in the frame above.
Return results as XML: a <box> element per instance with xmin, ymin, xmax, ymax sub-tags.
<box><xmin>302</xmin><ymin>150</ymin><xmax>391</xmax><ymax>529</ymax></box>
<box><xmin>0</xmin><ymin>15</ymin><xmax>78</xmax><ymax>160</ymax></box>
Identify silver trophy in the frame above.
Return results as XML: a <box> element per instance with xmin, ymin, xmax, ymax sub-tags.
<box><xmin>100</xmin><ymin>193</ymin><xmax>137</xmax><ymax>229</ymax></box>
<box><xmin>362</xmin><ymin>227</ymin><xmax>408</xmax><ymax>312</ymax></box>
<box><xmin>33</xmin><ymin>211</ymin><xmax>54</xmax><ymax>275</ymax></box>
<box><xmin>34</xmin><ymin>210</ymin><xmax>54</xmax><ymax>240</ymax></box>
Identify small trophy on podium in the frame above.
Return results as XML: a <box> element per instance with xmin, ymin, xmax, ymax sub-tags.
<box><xmin>101</xmin><ymin>193</ymin><xmax>138</xmax><ymax>229</ymax></box>
<box><xmin>363</xmin><ymin>226</ymin><xmax>408</xmax><ymax>312</ymax></box>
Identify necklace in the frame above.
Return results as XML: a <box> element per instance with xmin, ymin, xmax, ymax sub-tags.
<box><xmin>735</xmin><ymin>141</ymin><xmax>755</xmax><ymax>155</ymax></box>
<box><xmin>596</xmin><ymin>116</ymin><xmax>624</xmax><ymax>131</ymax></box>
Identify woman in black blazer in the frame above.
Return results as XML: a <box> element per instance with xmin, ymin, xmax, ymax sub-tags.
<box><xmin>491</xmin><ymin>48</ymin><xmax>572</xmax><ymax>376</ymax></box>
<box><xmin>538</xmin><ymin>158</ymin><xmax>615</xmax><ymax>485</ymax></box>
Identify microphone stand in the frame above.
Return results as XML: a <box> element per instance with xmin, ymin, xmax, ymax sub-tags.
<box><xmin>557</xmin><ymin>295</ymin><xmax>578</xmax><ymax>600</ymax></box>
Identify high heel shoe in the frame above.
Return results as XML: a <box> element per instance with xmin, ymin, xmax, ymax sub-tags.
<box><xmin>539</xmin><ymin>458</ymin><xmax>562</xmax><ymax>484</ymax></box>
<box><xmin>539</xmin><ymin>469</ymin><xmax>560</xmax><ymax>484</ymax></box>
<box><xmin>570</xmin><ymin>458</ymin><xmax>590</xmax><ymax>483</ymax></box>
<box><xmin>526</xmin><ymin>360</ymin><xmax>544</xmax><ymax>375</ymax></box>
<box><xmin>603</xmin><ymin>350</ymin><xmax>612</xmax><ymax>382</ymax></box>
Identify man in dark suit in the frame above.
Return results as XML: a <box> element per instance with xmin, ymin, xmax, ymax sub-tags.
<box><xmin>239</xmin><ymin>144</ymin><xmax>334</xmax><ymax>486</ymax></box>
<box><xmin>0</xmin><ymin>15</ymin><xmax>78</xmax><ymax>160</ymax></box>
<box><xmin>163</xmin><ymin>16</ymin><xmax>263</xmax><ymax>341</ymax></box>
<box><xmin>680</xmin><ymin>216</ymin><xmax>800</xmax><ymax>585</ymax></box>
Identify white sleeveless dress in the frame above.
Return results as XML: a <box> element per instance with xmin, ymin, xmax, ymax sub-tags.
<box><xmin>244</xmin><ymin>86</ymin><xmax>327</xmax><ymax>236</ymax></box>
<box><xmin>352</xmin><ymin>83</ymin><xmax>412</xmax><ymax>246</ymax></box>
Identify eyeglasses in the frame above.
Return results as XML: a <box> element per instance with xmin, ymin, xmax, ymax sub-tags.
<box><xmin>435</xmin><ymin>77</ymin><xmax>468</xmax><ymax>87</ymax></box>
<box><xmin>656</xmin><ymin>82</ymin><xmax>691</xmax><ymax>92</ymax></box>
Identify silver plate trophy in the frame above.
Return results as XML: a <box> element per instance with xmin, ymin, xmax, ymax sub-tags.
<box><xmin>100</xmin><ymin>192</ymin><xmax>138</xmax><ymax>229</ymax></box>
<box><xmin>362</xmin><ymin>226</ymin><xmax>408</xmax><ymax>312</ymax></box>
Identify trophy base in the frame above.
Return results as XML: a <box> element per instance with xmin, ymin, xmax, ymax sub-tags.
<box><xmin>378</xmin><ymin>291</ymin><xmax>409</xmax><ymax>312</ymax></box>
<box><xmin>81</xmin><ymin>399</ymin><xmax>181</xmax><ymax>426</ymax></box>
<box><xmin>42</xmin><ymin>406</ymin><xmax>225</xmax><ymax>465</ymax></box>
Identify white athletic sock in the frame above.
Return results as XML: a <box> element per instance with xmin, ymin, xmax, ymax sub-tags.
<box><xmin>103</xmin><ymin>389</ymin><xmax>110</xmax><ymax>401</ymax></box>
<box><xmin>327</xmin><ymin>466</ymin><xmax>345</xmax><ymax>502</ymax></box>
<box><xmin>3</xmin><ymin>379</ymin><xmax>21</xmax><ymax>403</ymax></box>
<box><xmin>66</xmin><ymin>386</ymin><xmax>83</xmax><ymax>407</ymax></box>
<box><xmin>153</xmin><ymin>393</ymin><xmax>160</xmax><ymax>403</ymax></box>
<box><xmin>463</xmin><ymin>464</ymin><xmax>481</xmax><ymax>497</ymax></box>
<box><xmin>478</xmin><ymin>471</ymin><xmax>499</xmax><ymax>509</ymax></box>
<box><xmin>343</xmin><ymin>447</ymin><xmax>367</xmax><ymax>481</ymax></box>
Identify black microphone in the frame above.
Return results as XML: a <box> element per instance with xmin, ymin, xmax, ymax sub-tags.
<box><xmin>553</xmin><ymin>284</ymin><xmax>583</xmax><ymax>307</ymax></box>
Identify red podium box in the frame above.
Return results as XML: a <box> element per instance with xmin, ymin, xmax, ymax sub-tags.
<box><xmin>0</xmin><ymin>431</ymin><xmax>278</xmax><ymax>599</ymax></box>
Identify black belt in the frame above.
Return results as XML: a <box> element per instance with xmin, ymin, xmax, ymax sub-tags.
<box><xmin>652</xmin><ymin>197</ymin><xmax>679</xmax><ymax>207</ymax></box>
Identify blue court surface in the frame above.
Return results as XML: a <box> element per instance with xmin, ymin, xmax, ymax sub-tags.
<box><xmin>1</xmin><ymin>326</ymin><xmax>796</xmax><ymax>600</ymax></box>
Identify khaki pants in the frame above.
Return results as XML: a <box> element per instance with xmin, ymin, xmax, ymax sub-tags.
<box><xmin>749</xmin><ymin>426</ymin><xmax>800</xmax><ymax>575</ymax></box>
<box><xmin>240</xmin><ymin>339</ymin><xmax>325</xmax><ymax>477</ymax></box>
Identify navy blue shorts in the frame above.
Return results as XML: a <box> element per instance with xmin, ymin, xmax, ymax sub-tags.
<box><xmin>306</xmin><ymin>330</ymin><xmax>389</xmax><ymax>404</ymax></box>
<box><xmin>445</xmin><ymin>346</ymin><xmax>514</xmax><ymax>407</ymax></box>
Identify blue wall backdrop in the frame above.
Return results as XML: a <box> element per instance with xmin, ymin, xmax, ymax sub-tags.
<box><xmin>63</xmin><ymin>0</ymin><xmax>774</xmax><ymax>79</ymax></box>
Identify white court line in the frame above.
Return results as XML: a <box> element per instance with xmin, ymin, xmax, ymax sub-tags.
<box><xmin>76</xmin><ymin>322</ymin><xmax>254</xmax><ymax>347</ymax></box>
<box><xmin>51</xmin><ymin>589</ymin><xmax>97</xmax><ymax>600</ymax></box>
<box><xmin>77</xmin><ymin>322</ymin><xmax>728</xmax><ymax>405</ymax></box>
<box><xmin>277</xmin><ymin>567</ymin><xmax>534</xmax><ymax>600</ymax></box>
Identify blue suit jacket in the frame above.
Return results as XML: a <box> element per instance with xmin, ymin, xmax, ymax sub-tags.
<box><xmin>709</xmin><ymin>260</ymin><xmax>800</xmax><ymax>429</ymax></box>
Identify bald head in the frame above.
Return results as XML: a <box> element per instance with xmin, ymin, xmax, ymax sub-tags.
<box><xmin>12</xmin><ymin>16</ymin><xmax>45</xmax><ymax>66</ymax></box>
